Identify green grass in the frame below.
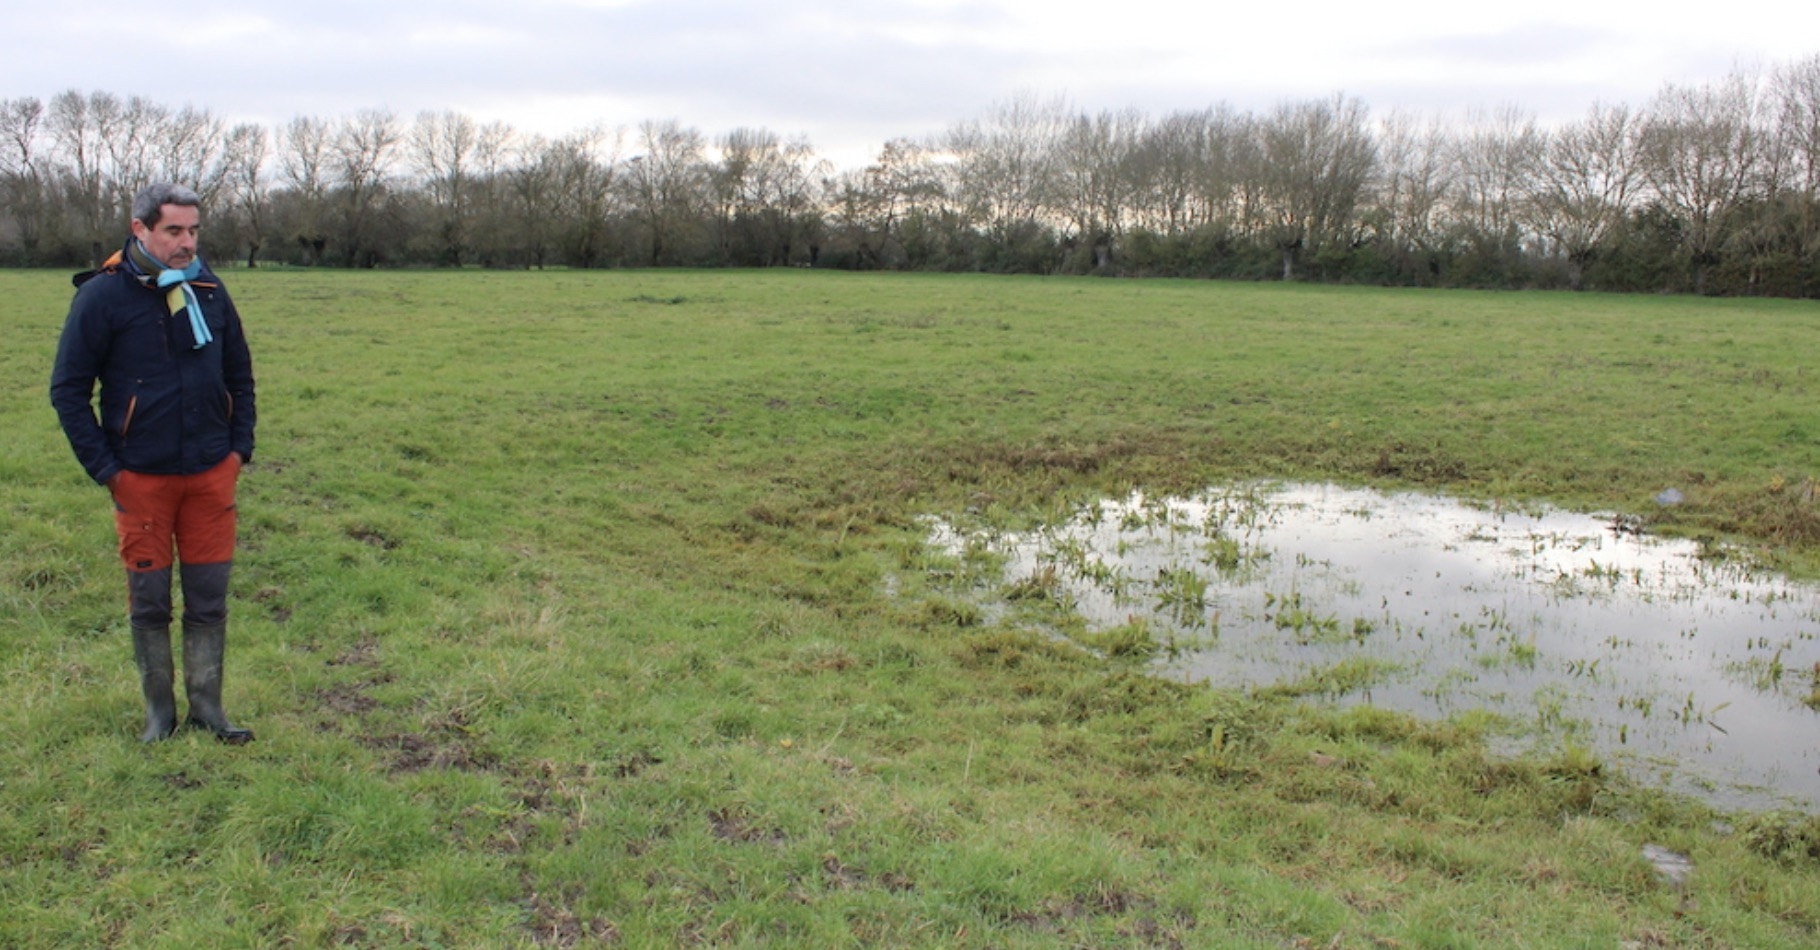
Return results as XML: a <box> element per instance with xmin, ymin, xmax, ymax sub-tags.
<box><xmin>5</xmin><ymin>267</ymin><xmax>1820</xmax><ymax>947</ymax></box>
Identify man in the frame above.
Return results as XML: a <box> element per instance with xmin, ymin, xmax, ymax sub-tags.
<box><xmin>51</xmin><ymin>182</ymin><xmax>257</xmax><ymax>744</ymax></box>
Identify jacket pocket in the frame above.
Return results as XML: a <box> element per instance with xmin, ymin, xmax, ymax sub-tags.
<box><xmin>118</xmin><ymin>391</ymin><xmax>139</xmax><ymax>437</ymax></box>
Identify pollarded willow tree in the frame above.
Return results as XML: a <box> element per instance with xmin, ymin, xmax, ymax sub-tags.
<box><xmin>943</xmin><ymin>92</ymin><xmax>1069</xmax><ymax>270</ymax></box>
<box><xmin>330</xmin><ymin>109</ymin><xmax>402</xmax><ymax>268</ymax></box>
<box><xmin>1372</xmin><ymin>109</ymin><xmax>1454</xmax><ymax>282</ymax></box>
<box><xmin>1638</xmin><ymin>71</ymin><xmax>1766</xmax><ymax>294</ymax></box>
<box><xmin>1448</xmin><ymin>105</ymin><xmax>1544</xmax><ymax>282</ymax></box>
<box><xmin>275</xmin><ymin>115</ymin><xmax>333</xmax><ymax>266</ymax></box>
<box><xmin>1124</xmin><ymin>108</ymin><xmax>1218</xmax><ymax>236</ymax></box>
<box><xmin>1047</xmin><ymin>108</ymin><xmax>1145</xmax><ymax>265</ymax></box>
<box><xmin>623</xmin><ymin>118</ymin><xmax>709</xmax><ymax>266</ymax></box>
<box><xmin>825</xmin><ymin>136</ymin><xmax>951</xmax><ymax>269</ymax></box>
<box><xmin>1257</xmin><ymin>94</ymin><xmax>1377</xmax><ymax>280</ymax></box>
<box><xmin>411</xmin><ymin>109</ymin><xmax>481</xmax><ymax>267</ymax></box>
<box><xmin>46</xmin><ymin>92</ymin><xmax>122</xmax><ymax>263</ymax></box>
<box><xmin>1762</xmin><ymin>56</ymin><xmax>1820</xmax><ymax>288</ymax></box>
<box><xmin>1528</xmin><ymin>102</ymin><xmax>1641</xmax><ymax>289</ymax></box>
<box><xmin>711</xmin><ymin>127</ymin><xmax>826</xmax><ymax>267</ymax></box>
<box><xmin>217</xmin><ymin>123</ymin><xmax>269</xmax><ymax>269</ymax></box>
<box><xmin>0</xmin><ymin>96</ymin><xmax>53</xmax><ymax>261</ymax></box>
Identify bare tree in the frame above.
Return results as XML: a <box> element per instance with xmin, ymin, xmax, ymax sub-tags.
<box><xmin>331</xmin><ymin>109</ymin><xmax>401</xmax><ymax>267</ymax></box>
<box><xmin>769</xmin><ymin>136</ymin><xmax>829</xmax><ymax>266</ymax></box>
<box><xmin>411</xmin><ymin>109</ymin><xmax>480</xmax><ymax>265</ymax></box>
<box><xmin>219</xmin><ymin>123</ymin><xmax>270</xmax><ymax>267</ymax></box>
<box><xmin>1448</xmin><ymin>104</ymin><xmax>1543</xmax><ymax>272</ymax></box>
<box><xmin>712</xmin><ymin>127</ymin><xmax>824</xmax><ymax>265</ymax></box>
<box><xmin>945</xmin><ymin>93</ymin><xmax>1068</xmax><ymax>245</ymax></box>
<box><xmin>709</xmin><ymin>127</ymin><xmax>766</xmax><ymax>263</ymax></box>
<box><xmin>95</xmin><ymin>95</ymin><xmax>168</xmax><ymax>217</ymax></box>
<box><xmin>0</xmin><ymin>97</ymin><xmax>42</xmax><ymax>178</ymax></box>
<box><xmin>1257</xmin><ymin>95</ymin><xmax>1377</xmax><ymax>279</ymax></box>
<box><xmin>850</xmin><ymin>137</ymin><xmax>949</xmax><ymax>267</ymax></box>
<box><xmin>46</xmin><ymin>91</ymin><xmax>113</xmax><ymax>262</ymax></box>
<box><xmin>467</xmin><ymin>120</ymin><xmax>515</xmax><ymax>266</ymax></box>
<box><xmin>1127</xmin><ymin>107</ymin><xmax>1248</xmax><ymax>236</ymax></box>
<box><xmin>565</xmin><ymin>126</ymin><xmax>627</xmax><ymax>267</ymax></box>
<box><xmin>1127</xmin><ymin>110</ymin><xmax>1201</xmax><ymax>235</ymax></box>
<box><xmin>1371</xmin><ymin>110</ymin><xmax>1454</xmax><ymax>280</ymax></box>
<box><xmin>1767</xmin><ymin>56</ymin><xmax>1820</xmax><ymax>287</ymax></box>
<box><xmin>533</xmin><ymin>125</ymin><xmax>624</xmax><ymax>268</ymax></box>
<box><xmin>158</xmin><ymin>106</ymin><xmax>228</xmax><ymax>203</ymax></box>
<box><xmin>1529</xmin><ymin>102</ymin><xmax>1641</xmax><ymax>288</ymax></box>
<box><xmin>276</xmin><ymin>115</ymin><xmax>333</xmax><ymax>264</ymax></box>
<box><xmin>499</xmin><ymin>132</ymin><xmax>566</xmax><ymax>268</ymax></box>
<box><xmin>623</xmin><ymin>119</ymin><xmax>707</xmax><ymax>265</ymax></box>
<box><xmin>0</xmin><ymin>96</ymin><xmax>52</xmax><ymax>260</ymax></box>
<box><xmin>1050</xmin><ymin>107</ymin><xmax>1143</xmax><ymax>266</ymax></box>
<box><xmin>502</xmin><ymin>133</ymin><xmax>558</xmax><ymax>268</ymax></box>
<box><xmin>1639</xmin><ymin>70</ymin><xmax>1767</xmax><ymax>292</ymax></box>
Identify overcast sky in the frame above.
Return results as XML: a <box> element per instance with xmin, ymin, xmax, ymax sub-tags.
<box><xmin>7</xmin><ymin>1</ymin><xmax>1817</xmax><ymax>168</ymax></box>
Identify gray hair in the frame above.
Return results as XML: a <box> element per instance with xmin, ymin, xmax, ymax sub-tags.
<box><xmin>131</xmin><ymin>183</ymin><xmax>202</xmax><ymax>228</ymax></box>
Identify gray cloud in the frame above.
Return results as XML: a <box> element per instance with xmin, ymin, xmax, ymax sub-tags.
<box><xmin>6</xmin><ymin>1</ymin><xmax>1815</xmax><ymax>167</ymax></box>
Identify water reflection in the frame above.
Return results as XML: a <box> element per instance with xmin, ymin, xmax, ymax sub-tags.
<box><xmin>929</xmin><ymin>483</ymin><xmax>1820</xmax><ymax>811</ymax></box>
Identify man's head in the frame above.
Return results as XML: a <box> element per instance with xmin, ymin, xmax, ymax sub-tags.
<box><xmin>130</xmin><ymin>183</ymin><xmax>202</xmax><ymax>268</ymax></box>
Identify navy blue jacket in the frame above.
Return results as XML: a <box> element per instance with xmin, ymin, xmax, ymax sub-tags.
<box><xmin>50</xmin><ymin>247</ymin><xmax>256</xmax><ymax>486</ymax></box>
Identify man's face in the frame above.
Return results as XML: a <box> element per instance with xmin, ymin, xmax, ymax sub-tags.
<box><xmin>131</xmin><ymin>203</ymin><xmax>200</xmax><ymax>268</ymax></box>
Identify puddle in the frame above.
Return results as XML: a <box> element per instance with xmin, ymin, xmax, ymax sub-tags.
<box><xmin>926</xmin><ymin>483</ymin><xmax>1820</xmax><ymax>811</ymax></box>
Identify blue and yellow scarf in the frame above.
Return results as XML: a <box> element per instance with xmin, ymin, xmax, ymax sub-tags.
<box><xmin>124</xmin><ymin>240</ymin><xmax>212</xmax><ymax>349</ymax></box>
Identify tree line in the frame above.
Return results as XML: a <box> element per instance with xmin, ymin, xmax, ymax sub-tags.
<box><xmin>4</xmin><ymin>55</ymin><xmax>1819</xmax><ymax>296</ymax></box>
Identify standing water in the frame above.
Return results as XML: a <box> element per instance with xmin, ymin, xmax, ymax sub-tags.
<box><xmin>927</xmin><ymin>483</ymin><xmax>1820</xmax><ymax>810</ymax></box>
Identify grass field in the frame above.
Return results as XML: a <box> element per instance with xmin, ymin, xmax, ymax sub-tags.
<box><xmin>4</xmin><ymin>267</ymin><xmax>1820</xmax><ymax>947</ymax></box>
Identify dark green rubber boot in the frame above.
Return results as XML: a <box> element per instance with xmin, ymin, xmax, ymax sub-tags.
<box><xmin>131</xmin><ymin>624</ymin><xmax>177</xmax><ymax>742</ymax></box>
<box><xmin>181</xmin><ymin>620</ymin><xmax>254</xmax><ymax>744</ymax></box>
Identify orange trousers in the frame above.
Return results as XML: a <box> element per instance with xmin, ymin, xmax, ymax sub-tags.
<box><xmin>111</xmin><ymin>453</ymin><xmax>241</xmax><ymax>573</ymax></box>
<box><xmin>111</xmin><ymin>453</ymin><xmax>240</xmax><ymax>628</ymax></box>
